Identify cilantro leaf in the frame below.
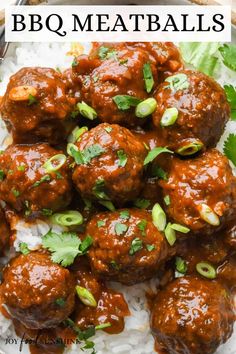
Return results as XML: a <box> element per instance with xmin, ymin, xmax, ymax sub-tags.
<box><xmin>92</xmin><ymin>178</ymin><xmax>109</xmax><ymax>200</ymax></box>
<box><xmin>120</xmin><ymin>210</ymin><xmax>130</xmax><ymax>220</ymax></box>
<box><xmin>179</xmin><ymin>42</ymin><xmax>219</xmax><ymax>76</ymax></box>
<box><xmin>42</xmin><ymin>231</ymin><xmax>93</xmax><ymax>267</ymax></box>
<box><xmin>28</xmin><ymin>94</ymin><xmax>38</xmax><ymax>106</ymax></box>
<box><xmin>115</xmin><ymin>223</ymin><xmax>128</xmax><ymax>236</ymax></box>
<box><xmin>219</xmin><ymin>44</ymin><xmax>236</xmax><ymax>72</ymax></box>
<box><xmin>146</xmin><ymin>244</ymin><xmax>155</xmax><ymax>252</ymax></box>
<box><xmin>113</xmin><ymin>95</ymin><xmax>142</xmax><ymax>111</ymax></box>
<box><xmin>134</xmin><ymin>198</ymin><xmax>150</xmax><ymax>209</ymax></box>
<box><xmin>98</xmin><ymin>46</ymin><xmax>117</xmax><ymax>60</ymax></box>
<box><xmin>137</xmin><ymin>219</ymin><xmax>147</xmax><ymax>236</ymax></box>
<box><xmin>32</xmin><ymin>174</ymin><xmax>51</xmax><ymax>188</ymax></box>
<box><xmin>144</xmin><ymin>147</ymin><xmax>173</xmax><ymax>166</ymax></box>
<box><xmin>143</xmin><ymin>62</ymin><xmax>154</xmax><ymax>93</ymax></box>
<box><xmin>97</xmin><ymin>220</ymin><xmax>105</xmax><ymax>228</ymax></box>
<box><xmin>224</xmin><ymin>85</ymin><xmax>236</xmax><ymax>120</ymax></box>
<box><xmin>117</xmin><ymin>150</ymin><xmax>128</xmax><ymax>167</ymax></box>
<box><xmin>19</xmin><ymin>242</ymin><xmax>30</xmax><ymax>255</ymax></box>
<box><xmin>151</xmin><ymin>166</ymin><xmax>168</xmax><ymax>180</ymax></box>
<box><xmin>82</xmin><ymin>144</ymin><xmax>105</xmax><ymax>164</ymax></box>
<box><xmin>129</xmin><ymin>238</ymin><xmax>143</xmax><ymax>255</ymax></box>
<box><xmin>223</xmin><ymin>134</ymin><xmax>236</xmax><ymax>167</ymax></box>
<box><xmin>0</xmin><ymin>170</ymin><xmax>5</xmax><ymax>181</ymax></box>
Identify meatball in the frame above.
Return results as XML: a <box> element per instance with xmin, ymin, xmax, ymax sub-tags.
<box><xmin>72</xmin><ymin>123</ymin><xmax>147</xmax><ymax>206</ymax></box>
<box><xmin>159</xmin><ymin>149</ymin><xmax>236</xmax><ymax>235</ymax></box>
<box><xmin>0</xmin><ymin>144</ymin><xmax>72</xmax><ymax>216</ymax></box>
<box><xmin>152</xmin><ymin>70</ymin><xmax>230</xmax><ymax>153</ymax></box>
<box><xmin>1</xmin><ymin>252</ymin><xmax>75</xmax><ymax>329</ymax></box>
<box><xmin>0</xmin><ymin>208</ymin><xmax>10</xmax><ymax>254</ymax></box>
<box><xmin>151</xmin><ymin>276</ymin><xmax>234</xmax><ymax>354</ymax></box>
<box><xmin>0</xmin><ymin>67</ymin><xmax>76</xmax><ymax>144</ymax></box>
<box><xmin>86</xmin><ymin>209</ymin><xmax>173</xmax><ymax>285</ymax></box>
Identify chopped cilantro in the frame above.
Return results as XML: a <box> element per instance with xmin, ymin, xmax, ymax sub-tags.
<box><xmin>55</xmin><ymin>298</ymin><xmax>66</xmax><ymax>307</ymax></box>
<box><xmin>41</xmin><ymin>208</ymin><xmax>53</xmax><ymax>216</ymax></box>
<box><xmin>42</xmin><ymin>231</ymin><xmax>93</xmax><ymax>267</ymax></box>
<box><xmin>137</xmin><ymin>219</ymin><xmax>147</xmax><ymax>236</ymax></box>
<box><xmin>115</xmin><ymin>223</ymin><xmax>128</xmax><ymax>236</ymax></box>
<box><xmin>92</xmin><ymin>178</ymin><xmax>109</xmax><ymax>200</ymax></box>
<box><xmin>99</xmin><ymin>200</ymin><xmax>115</xmax><ymax>211</ymax></box>
<box><xmin>19</xmin><ymin>242</ymin><xmax>30</xmax><ymax>255</ymax></box>
<box><xmin>12</xmin><ymin>188</ymin><xmax>20</xmax><ymax>197</ymax></box>
<box><xmin>97</xmin><ymin>220</ymin><xmax>105</xmax><ymax>228</ymax></box>
<box><xmin>223</xmin><ymin>133</ymin><xmax>236</xmax><ymax>167</ymax></box>
<box><xmin>55</xmin><ymin>171</ymin><xmax>63</xmax><ymax>179</ymax></box>
<box><xmin>71</xmin><ymin>144</ymin><xmax>105</xmax><ymax>165</ymax></box>
<box><xmin>71</xmin><ymin>109</ymin><xmax>79</xmax><ymax>119</ymax></box>
<box><xmin>110</xmin><ymin>260</ymin><xmax>119</xmax><ymax>270</ymax></box>
<box><xmin>219</xmin><ymin>44</ymin><xmax>236</xmax><ymax>72</ymax></box>
<box><xmin>104</xmin><ymin>126</ymin><xmax>112</xmax><ymax>133</ymax></box>
<box><xmin>17</xmin><ymin>165</ymin><xmax>25</xmax><ymax>172</ymax></box>
<box><xmin>113</xmin><ymin>95</ymin><xmax>142</xmax><ymax>111</ymax></box>
<box><xmin>224</xmin><ymin>85</ymin><xmax>236</xmax><ymax>120</ymax></box>
<box><xmin>117</xmin><ymin>150</ymin><xmax>128</xmax><ymax>167</ymax></box>
<box><xmin>146</xmin><ymin>244</ymin><xmax>155</xmax><ymax>252</ymax></box>
<box><xmin>119</xmin><ymin>58</ymin><xmax>128</xmax><ymax>66</ymax></box>
<box><xmin>175</xmin><ymin>256</ymin><xmax>187</xmax><ymax>274</ymax></box>
<box><xmin>164</xmin><ymin>195</ymin><xmax>171</xmax><ymax>206</ymax></box>
<box><xmin>165</xmin><ymin>73</ymin><xmax>189</xmax><ymax>92</ymax></box>
<box><xmin>144</xmin><ymin>147</ymin><xmax>173</xmax><ymax>166</ymax></box>
<box><xmin>32</xmin><ymin>174</ymin><xmax>51</xmax><ymax>188</ymax></box>
<box><xmin>134</xmin><ymin>198</ymin><xmax>151</xmax><ymax>209</ymax></box>
<box><xmin>151</xmin><ymin>166</ymin><xmax>168</xmax><ymax>180</ymax></box>
<box><xmin>143</xmin><ymin>62</ymin><xmax>154</xmax><ymax>93</ymax></box>
<box><xmin>129</xmin><ymin>238</ymin><xmax>143</xmax><ymax>255</ymax></box>
<box><xmin>0</xmin><ymin>170</ymin><xmax>5</xmax><ymax>181</ymax></box>
<box><xmin>98</xmin><ymin>46</ymin><xmax>117</xmax><ymax>60</ymax></box>
<box><xmin>28</xmin><ymin>94</ymin><xmax>38</xmax><ymax>106</ymax></box>
<box><xmin>72</xmin><ymin>57</ymin><xmax>78</xmax><ymax>67</ymax></box>
<box><xmin>120</xmin><ymin>210</ymin><xmax>130</xmax><ymax>220</ymax></box>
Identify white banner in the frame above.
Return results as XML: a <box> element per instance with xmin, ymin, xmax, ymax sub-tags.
<box><xmin>5</xmin><ymin>5</ymin><xmax>231</xmax><ymax>42</ymax></box>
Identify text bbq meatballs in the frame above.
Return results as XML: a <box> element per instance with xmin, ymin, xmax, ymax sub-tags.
<box><xmin>1</xmin><ymin>252</ymin><xmax>75</xmax><ymax>329</ymax></box>
<box><xmin>152</xmin><ymin>70</ymin><xmax>230</xmax><ymax>154</ymax></box>
<box><xmin>159</xmin><ymin>149</ymin><xmax>236</xmax><ymax>235</ymax></box>
<box><xmin>151</xmin><ymin>276</ymin><xmax>234</xmax><ymax>354</ymax></box>
<box><xmin>86</xmin><ymin>209</ymin><xmax>173</xmax><ymax>285</ymax></box>
<box><xmin>0</xmin><ymin>143</ymin><xmax>72</xmax><ymax>216</ymax></box>
<box><xmin>71</xmin><ymin>123</ymin><xmax>147</xmax><ymax>207</ymax></box>
<box><xmin>0</xmin><ymin>67</ymin><xmax>76</xmax><ymax>144</ymax></box>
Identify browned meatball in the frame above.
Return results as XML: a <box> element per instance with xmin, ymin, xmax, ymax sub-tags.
<box><xmin>1</xmin><ymin>252</ymin><xmax>75</xmax><ymax>329</ymax></box>
<box><xmin>159</xmin><ymin>149</ymin><xmax>236</xmax><ymax>235</ymax></box>
<box><xmin>151</xmin><ymin>276</ymin><xmax>234</xmax><ymax>354</ymax></box>
<box><xmin>72</xmin><ymin>123</ymin><xmax>147</xmax><ymax>206</ymax></box>
<box><xmin>0</xmin><ymin>208</ymin><xmax>10</xmax><ymax>254</ymax></box>
<box><xmin>0</xmin><ymin>144</ymin><xmax>72</xmax><ymax>216</ymax></box>
<box><xmin>152</xmin><ymin>70</ymin><xmax>230</xmax><ymax>153</ymax></box>
<box><xmin>0</xmin><ymin>67</ymin><xmax>76</xmax><ymax>144</ymax></box>
<box><xmin>86</xmin><ymin>209</ymin><xmax>173</xmax><ymax>285</ymax></box>
<box><xmin>88</xmin><ymin>46</ymin><xmax>158</xmax><ymax>127</ymax></box>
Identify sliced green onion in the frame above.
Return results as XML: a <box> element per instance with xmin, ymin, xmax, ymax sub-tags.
<box><xmin>95</xmin><ymin>322</ymin><xmax>112</xmax><ymax>330</ymax></box>
<box><xmin>77</xmin><ymin>101</ymin><xmax>97</xmax><ymax>120</ymax></box>
<box><xmin>67</xmin><ymin>143</ymin><xmax>78</xmax><ymax>157</ymax></box>
<box><xmin>171</xmin><ymin>223</ymin><xmax>190</xmax><ymax>234</ymax></box>
<box><xmin>160</xmin><ymin>107</ymin><xmax>178</xmax><ymax>127</ymax></box>
<box><xmin>51</xmin><ymin>210</ymin><xmax>83</xmax><ymax>226</ymax></box>
<box><xmin>43</xmin><ymin>154</ymin><xmax>66</xmax><ymax>173</ymax></box>
<box><xmin>164</xmin><ymin>223</ymin><xmax>176</xmax><ymax>246</ymax></box>
<box><xmin>76</xmin><ymin>285</ymin><xmax>97</xmax><ymax>307</ymax></box>
<box><xmin>68</xmin><ymin>126</ymin><xmax>88</xmax><ymax>143</ymax></box>
<box><xmin>198</xmin><ymin>204</ymin><xmax>220</xmax><ymax>226</ymax></box>
<box><xmin>152</xmin><ymin>203</ymin><xmax>166</xmax><ymax>232</ymax></box>
<box><xmin>175</xmin><ymin>256</ymin><xmax>187</xmax><ymax>274</ymax></box>
<box><xmin>135</xmin><ymin>98</ymin><xmax>157</xmax><ymax>118</ymax></box>
<box><xmin>99</xmin><ymin>200</ymin><xmax>116</xmax><ymax>211</ymax></box>
<box><xmin>196</xmin><ymin>262</ymin><xmax>216</xmax><ymax>279</ymax></box>
<box><xmin>176</xmin><ymin>141</ymin><xmax>203</xmax><ymax>156</ymax></box>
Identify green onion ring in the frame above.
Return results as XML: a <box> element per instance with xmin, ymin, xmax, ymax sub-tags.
<box><xmin>51</xmin><ymin>210</ymin><xmax>83</xmax><ymax>226</ymax></box>
<box><xmin>198</xmin><ymin>204</ymin><xmax>220</xmax><ymax>226</ymax></box>
<box><xmin>196</xmin><ymin>262</ymin><xmax>216</xmax><ymax>279</ymax></box>
<box><xmin>152</xmin><ymin>203</ymin><xmax>166</xmax><ymax>231</ymax></box>
<box><xmin>160</xmin><ymin>107</ymin><xmax>178</xmax><ymax>127</ymax></box>
<box><xmin>43</xmin><ymin>154</ymin><xmax>66</xmax><ymax>173</ymax></box>
<box><xmin>176</xmin><ymin>141</ymin><xmax>203</xmax><ymax>156</ymax></box>
<box><xmin>76</xmin><ymin>285</ymin><xmax>97</xmax><ymax>307</ymax></box>
<box><xmin>68</xmin><ymin>126</ymin><xmax>88</xmax><ymax>143</ymax></box>
<box><xmin>77</xmin><ymin>101</ymin><xmax>97</xmax><ymax>120</ymax></box>
<box><xmin>164</xmin><ymin>222</ymin><xmax>176</xmax><ymax>246</ymax></box>
<box><xmin>67</xmin><ymin>143</ymin><xmax>79</xmax><ymax>157</ymax></box>
<box><xmin>135</xmin><ymin>98</ymin><xmax>157</xmax><ymax>118</ymax></box>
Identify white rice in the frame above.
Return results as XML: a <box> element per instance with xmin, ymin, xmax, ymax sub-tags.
<box><xmin>0</xmin><ymin>42</ymin><xmax>235</xmax><ymax>354</ymax></box>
